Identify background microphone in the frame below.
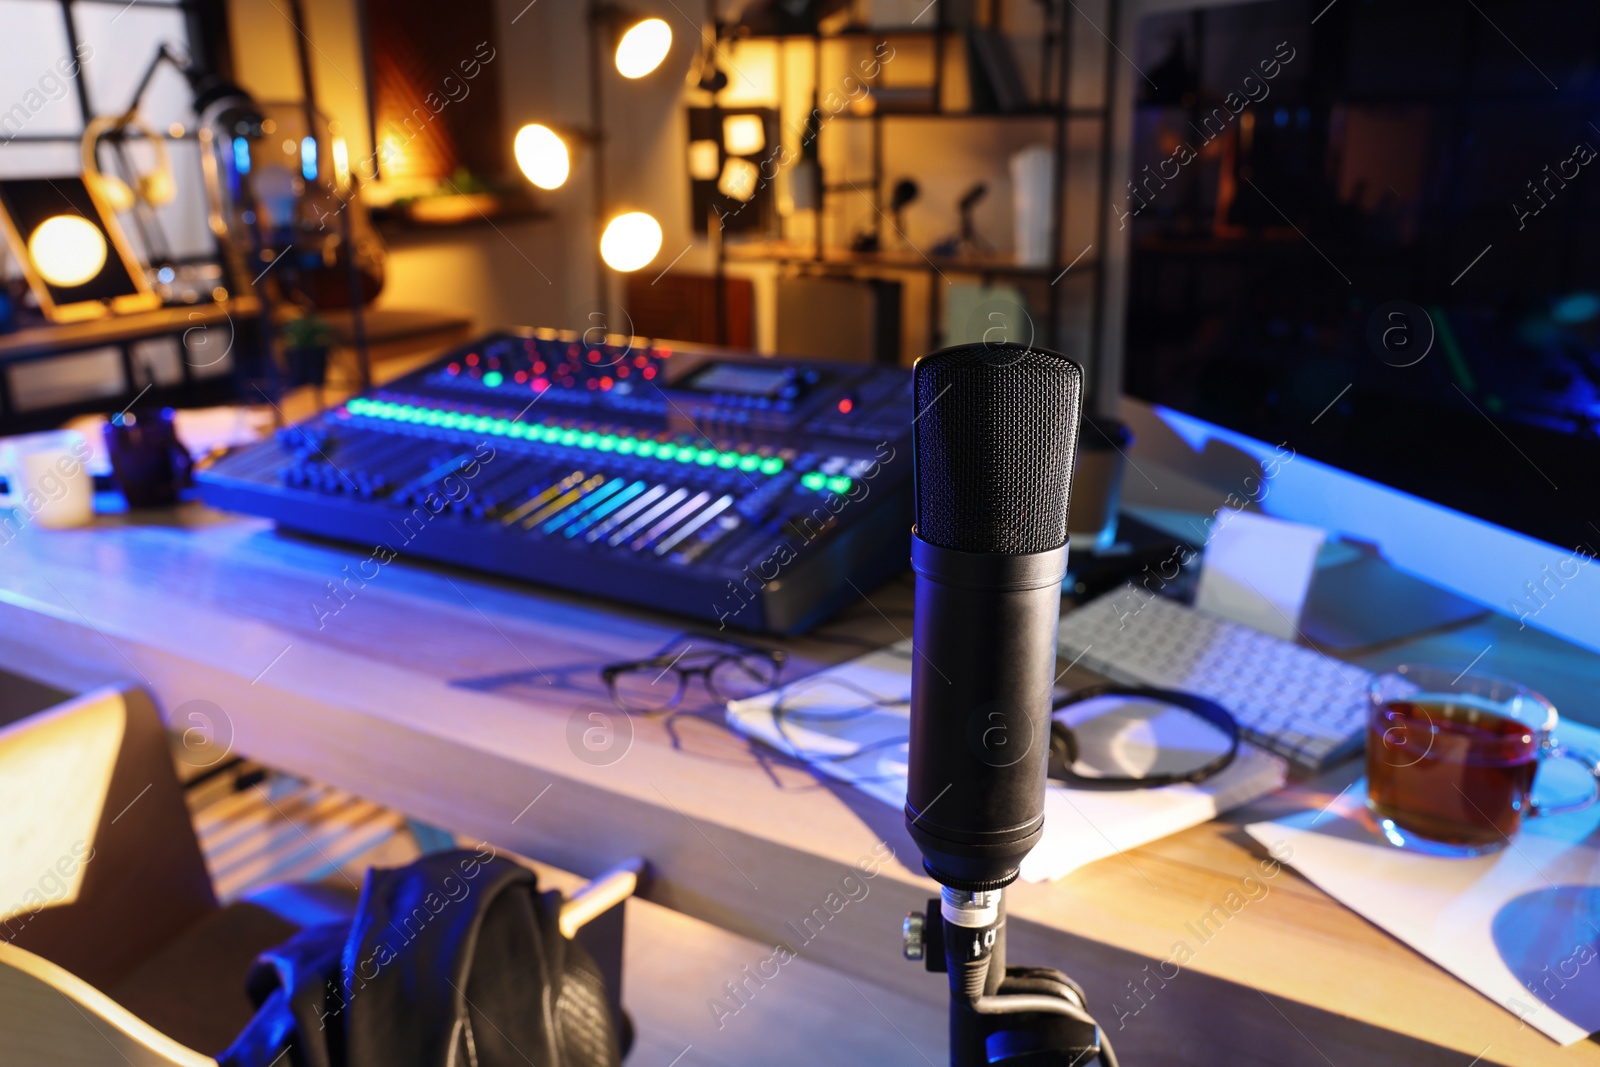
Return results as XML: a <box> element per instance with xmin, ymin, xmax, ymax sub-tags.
<box><xmin>905</xmin><ymin>342</ymin><xmax>1084</xmax><ymax>890</ymax></box>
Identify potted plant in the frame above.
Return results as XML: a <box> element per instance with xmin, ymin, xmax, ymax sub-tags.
<box><xmin>281</xmin><ymin>312</ymin><xmax>335</xmax><ymax>388</ymax></box>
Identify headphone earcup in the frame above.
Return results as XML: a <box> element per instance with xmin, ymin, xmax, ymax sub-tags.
<box><xmin>92</xmin><ymin>172</ymin><xmax>135</xmax><ymax>213</ymax></box>
<box><xmin>139</xmin><ymin>168</ymin><xmax>176</xmax><ymax>206</ymax></box>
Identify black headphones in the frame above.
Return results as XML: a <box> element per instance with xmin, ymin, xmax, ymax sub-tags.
<box><xmin>1047</xmin><ymin>684</ymin><xmax>1240</xmax><ymax>789</ymax></box>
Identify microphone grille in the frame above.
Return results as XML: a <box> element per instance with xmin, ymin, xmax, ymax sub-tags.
<box><xmin>912</xmin><ymin>342</ymin><xmax>1085</xmax><ymax>554</ymax></box>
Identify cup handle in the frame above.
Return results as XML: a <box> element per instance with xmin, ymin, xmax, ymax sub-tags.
<box><xmin>1529</xmin><ymin>743</ymin><xmax>1600</xmax><ymax>818</ymax></box>
<box><xmin>170</xmin><ymin>441</ymin><xmax>195</xmax><ymax>488</ymax></box>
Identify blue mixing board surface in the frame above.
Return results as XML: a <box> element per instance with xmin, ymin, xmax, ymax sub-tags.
<box><xmin>196</xmin><ymin>329</ymin><xmax>914</xmax><ymax>632</ymax></box>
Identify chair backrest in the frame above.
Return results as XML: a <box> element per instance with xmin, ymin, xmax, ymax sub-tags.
<box><xmin>0</xmin><ymin>940</ymin><xmax>217</xmax><ymax>1067</ymax></box>
<box><xmin>0</xmin><ymin>686</ymin><xmax>217</xmax><ymax>989</ymax></box>
<box><xmin>0</xmin><ymin>666</ymin><xmax>70</xmax><ymax>730</ymax></box>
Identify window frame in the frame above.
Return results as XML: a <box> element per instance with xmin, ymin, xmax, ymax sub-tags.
<box><xmin>0</xmin><ymin>0</ymin><xmax>231</xmax><ymax>266</ymax></box>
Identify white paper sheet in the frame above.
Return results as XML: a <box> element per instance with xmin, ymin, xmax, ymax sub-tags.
<box><xmin>1196</xmin><ymin>510</ymin><xmax>1326</xmax><ymax>640</ymax></box>
<box><xmin>1245</xmin><ymin>719</ymin><xmax>1600</xmax><ymax>1046</ymax></box>
<box><xmin>728</xmin><ymin>641</ymin><xmax>1287</xmax><ymax>882</ymax></box>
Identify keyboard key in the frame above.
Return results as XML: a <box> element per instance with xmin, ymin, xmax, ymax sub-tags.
<box><xmin>1059</xmin><ymin>585</ymin><xmax>1371</xmax><ymax>771</ymax></box>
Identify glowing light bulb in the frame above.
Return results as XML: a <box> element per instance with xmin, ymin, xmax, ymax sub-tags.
<box><xmin>514</xmin><ymin>123</ymin><xmax>570</xmax><ymax>190</ymax></box>
<box><xmin>723</xmin><ymin>114</ymin><xmax>766</xmax><ymax>155</ymax></box>
<box><xmin>687</xmin><ymin>139</ymin><xmax>721</xmax><ymax>180</ymax></box>
<box><xmin>718</xmin><ymin>158</ymin><xmax>759</xmax><ymax>202</ymax></box>
<box><xmin>599</xmin><ymin>211</ymin><xmax>663</xmax><ymax>272</ymax></box>
<box><xmin>27</xmin><ymin>215</ymin><xmax>107</xmax><ymax>288</ymax></box>
<box><xmin>615</xmin><ymin>18</ymin><xmax>671</xmax><ymax>79</ymax></box>
<box><xmin>332</xmin><ymin>136</ymin><xmax>351</xmax><ymax>188</ymax></box>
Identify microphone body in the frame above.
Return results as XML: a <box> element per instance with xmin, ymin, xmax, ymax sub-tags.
<box><xmin>907</xmin><ymin>537</ymin><xmax>1066</xmax><ymax>888</ymax></box>
<box><xmin>904</xmin><ymin>343</ymin><xmax>1083</xmax><ymax>890</ymax></box>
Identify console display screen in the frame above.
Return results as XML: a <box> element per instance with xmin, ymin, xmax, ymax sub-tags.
<box><xmin>682</xmin><ymin>362</ymin><xmax>790</xmax><ymax>398</ymax></box>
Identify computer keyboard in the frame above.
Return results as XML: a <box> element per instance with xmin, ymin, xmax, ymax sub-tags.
<box><xmin>1056</xmin><ymin>585</ymin><xmax>1372</xmax><ymax>770</ymax></box>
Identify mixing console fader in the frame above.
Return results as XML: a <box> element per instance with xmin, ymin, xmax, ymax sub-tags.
<box><xmin>195</xmin><ymin>329</ymin><xmax>915</xmax><ymax>632</ymax></box>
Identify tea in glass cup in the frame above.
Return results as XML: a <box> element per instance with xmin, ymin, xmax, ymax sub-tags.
<box><xmin>1367</xmin><ymin>666</ymin><xmax>1600</xmax><ymax>856</ymax></box>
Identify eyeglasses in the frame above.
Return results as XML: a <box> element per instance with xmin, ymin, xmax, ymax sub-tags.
<box><xmin>763</xmin><ymin>676</ymin><xmax>910</xmax><ymax>782</ymax></box>
<box><xmin>602</xmin><ymin>640</ymin><xmax>787</xmax><ymax>713</ymax></box>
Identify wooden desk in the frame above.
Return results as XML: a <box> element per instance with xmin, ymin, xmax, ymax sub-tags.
<box><xmin>0</xmin><ymin>507</ymin><xmax>1594</xmax><ymax>1067</ymax></box>
<box><xmin>0</xmin><ymin>302</ymin><xmax>252</xmax><ymax>431</ymax></box>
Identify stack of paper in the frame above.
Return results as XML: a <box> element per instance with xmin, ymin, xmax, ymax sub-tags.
<box><xmin>727</xmin><ymin>641</ymin><xmax>1287</xmax><ymax>882</ymax></box>
<box><xmin>1245</xmin><ymin>719</ymin><xmax>1600</xmax><ymax>1046</ymax></box>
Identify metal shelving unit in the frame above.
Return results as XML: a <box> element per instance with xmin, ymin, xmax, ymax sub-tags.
<box><xmin>715</xmin><ymin>0</ymin><xmax>1120</xmax><ymax>367</ymax></box>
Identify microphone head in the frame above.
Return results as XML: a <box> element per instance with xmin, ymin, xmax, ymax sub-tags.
<box><xmin>912</xmin><ymin>342</ymin><xmax>1085</xmax><ymax>555</ymax></box>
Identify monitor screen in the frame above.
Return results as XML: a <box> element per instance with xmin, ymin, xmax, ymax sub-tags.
<box><xmin>1123</xmin><ymin>0</ymin><xmax>1598</xmax><ymax>554</ymax></box>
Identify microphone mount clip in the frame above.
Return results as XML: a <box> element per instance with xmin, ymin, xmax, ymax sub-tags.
<box><xmin>906</xmin><ymin>889</ymin><xmax>1110</xmax><ymax>1066</ymax></box>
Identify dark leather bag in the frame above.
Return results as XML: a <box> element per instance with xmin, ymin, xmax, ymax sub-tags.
<box><xmin>221</xmin><ymin>849</ymin><xmax>622</xmax><ymax>1067</ymax></box>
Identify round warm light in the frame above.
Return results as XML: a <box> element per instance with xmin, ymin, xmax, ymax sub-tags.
<box><xmin>687</xmin><ymin>139</ymin><xmax>721</xmax><ymax>181</ymax></box>
<box><xmin>28</xmin><ymin>215</ymin><xmax>107</xmax><ymax>288</ymax></box>
<box><xmin>615</xmin><ymin>18</ymin><xmax>672</xmax><ymax>79</ymax></box>
<box><xmin>600</xmin><ymin>211</ymin><xmax>663</xmax><ymax>272</ymax></box>
<box><xmin>718</xmin><ymin>157</ymin><xmax>759</xmax><ymax>202</ymax></box>
<box><xmin>723</xmin><ymin>114</ymin><xmax>766</xmax><ymax>156</ymax></box>
<box><xmin>514</xmin><ymin>123</ymin><xmax>570</xmax><ymax>190</ymax></box>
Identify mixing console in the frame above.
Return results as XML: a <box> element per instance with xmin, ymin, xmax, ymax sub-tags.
<box><xmin>196</xmin><ymin>329</ymin><xmax>915</xmax><ymax>632</ymax></box>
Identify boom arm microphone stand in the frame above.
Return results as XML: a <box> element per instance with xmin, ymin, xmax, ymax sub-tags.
<box><xmin>899</xmin><ymin>342</ymin><xmax>1119</xmax><ymax>1067</ymax></box>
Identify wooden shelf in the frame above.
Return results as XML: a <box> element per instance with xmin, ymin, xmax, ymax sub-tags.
<box><xmin>732</xmin><ymin>23</ymin><xmax>956</xmax><ymax>41</ymax></box>
<box><xmin>0</xmin><ymin>301</ymin><xmax>259</xmax><ymax>365</ymax></box>
<box><xmin>0</xmin><ymin>302</ymin><xmax>474</xmax><ymax>365</ymax></box>
<box><xmin>835</xmin><ymin>106</ymin><xmax>1109</xmax><ymax>120</ymax></box>
<box><xmin>369</xmin><ymin>193</ymin><xmax>549</xmax><ymax>237</ymax></box>
<box><xmin>715</xmin><ymin>0</ymin><xmax>1120</xmax><ymax>356</ymax></box>
<box><xmin>724</xmin><ymin>239</ymin><xmax>1095</xmax><ymax>279</ymax></box>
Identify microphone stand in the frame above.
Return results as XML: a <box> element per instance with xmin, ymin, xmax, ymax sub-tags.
<box><xmin>901</xmin><ymin>343</ymin><xmax>1116</xmax><ymax>1066</ymax></box>
<box><xmin>906</xmin><ymin>887</ymin><xmax>1116</xmax><ymax>1066</ymax></box>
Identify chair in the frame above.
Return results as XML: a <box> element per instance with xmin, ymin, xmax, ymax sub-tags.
<box><xmin>0</xmin><ymin>685</ymin><xmax>639</xmax><ymax>1066</ymax></box>
<box><xmin>0</xmin><ymin>943</ymin><xmax>218</xmax><ymax>1067</ymax></box>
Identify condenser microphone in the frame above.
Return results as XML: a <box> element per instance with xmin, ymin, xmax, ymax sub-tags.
<box><xmin>905</xmin><ymin>342</ymin><xmax>1083</xmax><ymax>890</ymax></box>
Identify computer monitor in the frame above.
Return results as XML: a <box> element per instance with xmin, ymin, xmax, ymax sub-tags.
<box><xmin>1111</xmin><ymin>0</ymin><xmax>1600</xmax><ymax>653</ymax></box>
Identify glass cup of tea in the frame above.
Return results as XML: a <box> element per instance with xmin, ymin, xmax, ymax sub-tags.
<box><xmin>1366</xmin><ymin>665</ymin><xmax>1600</xmax><ymax>857</ymax></box>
